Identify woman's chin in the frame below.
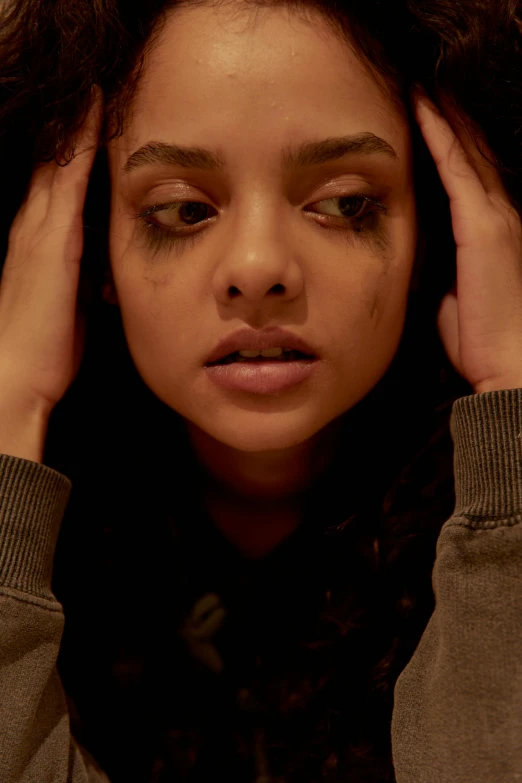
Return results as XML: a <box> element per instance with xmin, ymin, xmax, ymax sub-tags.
<box><xmin>183</xmin><ymin>409</ymin><xmax>329</xmax><ymax>455</ymax></box>
<box><xmin>204</xmin><ymin>424</ymin><xmax>319</xmax><ymax>454</ymax></box>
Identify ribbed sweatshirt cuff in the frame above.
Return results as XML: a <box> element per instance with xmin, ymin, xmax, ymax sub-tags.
<box><xmin>0</xmin><ymin>454</ymin><xmax>72</xmax><ymax>601</ymax></box>
<box><xmin>450</xmin><ymin>387</ymin><xmax>522</xmax><ymax>525</ymax></box>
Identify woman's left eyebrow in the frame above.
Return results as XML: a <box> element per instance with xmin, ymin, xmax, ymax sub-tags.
<box><xmin>122</xmin><ymin>132</ymin><xmax>398</xmax><ymax>173</ymax></box>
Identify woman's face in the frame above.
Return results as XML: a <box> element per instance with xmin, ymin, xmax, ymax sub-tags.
<box><xmin>106</xmin><ymin>3</ymin><xmax>418</xmax><ymax>456</ymax></box>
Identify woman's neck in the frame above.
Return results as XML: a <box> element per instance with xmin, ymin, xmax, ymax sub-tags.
<box><xmin>185</xmin><ymin>416</ymin><xmax>346</xmax><ymax>557</ymax></box>
<box><xmin>201</xmin><ymin>481</ymin><xmax>305</xmax><ymax>558</ymax></box>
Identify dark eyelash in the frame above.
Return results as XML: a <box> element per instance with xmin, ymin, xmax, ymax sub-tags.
<box><xmin>133</xmin><ymin>203</ymin><xmax>212</xmax><ymax>256</ymax></box>
<box><xmin>134</xmin><ymin>193</ymin><xmax>388</xmax><ymax>255</ymax></box>
<box><xmin>310</xmin><ymin>194</ymin><xmax>388</xmax><ymax>234</ymax></box>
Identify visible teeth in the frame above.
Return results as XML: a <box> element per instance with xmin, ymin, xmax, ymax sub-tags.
<box><xmin>238</xmin><ymin>347</ymin><xmax>285</xmax><ymax>358</ymax></box>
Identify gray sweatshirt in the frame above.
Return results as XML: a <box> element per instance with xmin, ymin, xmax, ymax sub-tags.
<box><xmin>0</xmin><ymin>388</ymin><xmax>521</xmax><ymax>783</ymax></box>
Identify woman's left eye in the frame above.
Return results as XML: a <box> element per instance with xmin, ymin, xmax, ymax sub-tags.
<box><xmin>306</xmin><ymin>193</ymin><xmax>386</xmax><ymax>222</ymax></box>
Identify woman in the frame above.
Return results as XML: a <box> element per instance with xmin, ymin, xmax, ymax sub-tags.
<box><xmin>0</xmin><ymin>0</ymin><xmax>521</xmax><ymax>780</ymax></box>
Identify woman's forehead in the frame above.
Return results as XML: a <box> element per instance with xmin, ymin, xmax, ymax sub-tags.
<box><xmin>131</xmin><ymin>4</ymin><xmax>401</xmax><ymax>122</ymax></box>
<box><xmin>107</xmin><ymin>3</ymin><xmax>411</xmax><ymax>177</ymax></box>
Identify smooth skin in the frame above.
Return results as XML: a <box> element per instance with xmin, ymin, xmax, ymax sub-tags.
<box><xmin>103</xmin><ymin>5</ymin><xmax>418</xmax><ymax>553</ymax></box>
<box><xmin>1</xmin><ymin>5</ymin><xmax>521</xmax><ymax>550</ymax></box>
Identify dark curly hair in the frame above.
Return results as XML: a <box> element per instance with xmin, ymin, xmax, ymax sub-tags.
<box><xmin>1</xmin><ymin>0</ymin><xmax>521</xmax><ymax>781</ymax></box>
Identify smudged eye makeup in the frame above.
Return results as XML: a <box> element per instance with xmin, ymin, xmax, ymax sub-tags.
<box><xmin>133</xmin><ymin>192</ymin><xmax>389</xmax><ymax>255</ymax></box>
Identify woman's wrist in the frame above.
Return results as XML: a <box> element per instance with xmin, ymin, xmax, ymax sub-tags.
<box><xmin>0</xmin><ymin>393</ymin><xmax>50</xmax><ymax>464</ymax></box>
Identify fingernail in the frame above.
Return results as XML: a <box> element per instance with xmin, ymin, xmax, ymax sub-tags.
<box><xmin>412</xmin><ymin>88</ymin><xmax>429</xmax><ymax>110</ymax></box>
<box><xmin>414</xmin><ymin>90</ymin><xmax>443</xmax><ymax>118</ymax></box>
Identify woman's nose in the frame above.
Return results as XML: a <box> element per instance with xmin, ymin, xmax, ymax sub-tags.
<box><xmin>211</xmin><ymin>206</ymin><xmax>305</xmax><ymax>305</ymax></box>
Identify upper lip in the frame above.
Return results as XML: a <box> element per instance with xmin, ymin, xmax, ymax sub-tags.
<box><xmin>205</xmin><ymin>327</ymin><xmax>318</xmax><ymax>365</ymax></box>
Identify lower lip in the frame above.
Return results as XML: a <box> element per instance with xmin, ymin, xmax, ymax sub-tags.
<box><xmin>204</xmin><ymin>358</ymin><xmax>318</xmax><ymax>394</ymax></box>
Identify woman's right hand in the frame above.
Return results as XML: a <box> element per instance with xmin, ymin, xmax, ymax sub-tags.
<box><xmin>0</xmin><ymin>87</ymin><xmax>103</xmax><ymax>419</ymax></box>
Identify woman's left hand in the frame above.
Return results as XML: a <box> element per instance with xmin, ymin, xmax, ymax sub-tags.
<box><xmin>412</xmin><ymin>87</ymin><xmax>522</xmax><ymax>394</ymax></box>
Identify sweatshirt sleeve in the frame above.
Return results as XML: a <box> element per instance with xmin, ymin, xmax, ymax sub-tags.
<box><xmin>391</xmin><ymin>387</ymin><xmax>522</xmax><ymax>783</ymax></box>
<box><xmin>0</xmin><ymin>453</ymin><xmax>111</xmax><ymax>783</ymax></box>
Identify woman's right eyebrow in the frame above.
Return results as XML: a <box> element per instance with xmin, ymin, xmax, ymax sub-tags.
<box><xmin>122</xmin><ymin>132</ymin><xmax>398</xmax><ymax>173</ymax></box>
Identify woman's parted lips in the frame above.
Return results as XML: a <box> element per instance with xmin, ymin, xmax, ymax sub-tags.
<box><xmin>205</xmin><ymin>326</ymin><xmax>318</xmax><ymax>365</ymax></box>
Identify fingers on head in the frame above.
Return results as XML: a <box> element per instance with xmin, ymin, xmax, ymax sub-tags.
<box><xmin>68</xmin><ymin>85</ymin><xmax>104</xmax><ymax>167</ymax></box>
<box><xmin>51</xmin><ymin>87</ymin><xmax>105</xmax><ymax>211</ymax></box>
<box><xmin>12</xmin><ymin>87</ymin><xmax>104</xmax><ymax>232</ymax></box>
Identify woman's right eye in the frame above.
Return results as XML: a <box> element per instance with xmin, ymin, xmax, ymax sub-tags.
<box><xmin>136</xmin><ymin>201</ymin><xmax>217</xmax><ymax>229</ymax></box>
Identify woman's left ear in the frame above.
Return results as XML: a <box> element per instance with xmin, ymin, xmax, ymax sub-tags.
<box><xmin>410</xmin><ymin>230</ymin><xmax>427</xmax><ymax>294</ymax></box>
<box><xmin>102</xmin><ymin>264</ymin><xmax>119</xmax><ymax>306</ymax></box>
